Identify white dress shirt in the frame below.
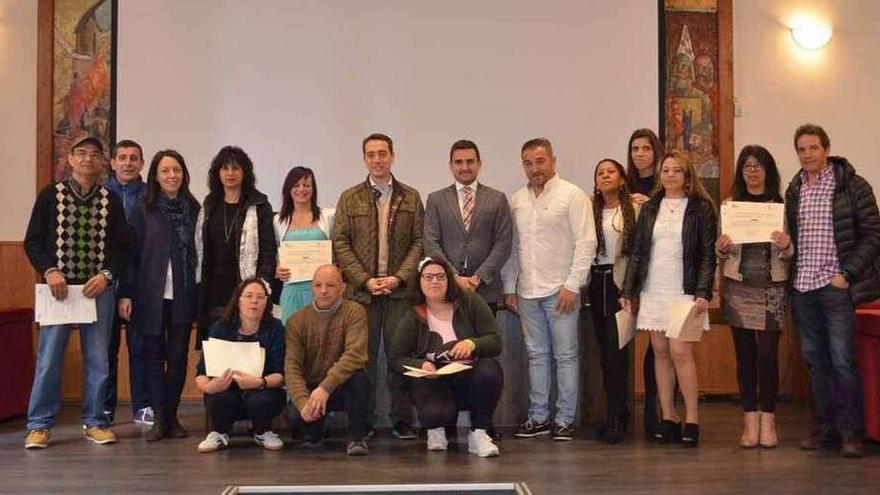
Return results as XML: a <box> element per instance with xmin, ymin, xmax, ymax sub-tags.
<box><xmin>502</xmin><ymin>174</ymin><xmax>596</xmax><ymax>298</ymax></box>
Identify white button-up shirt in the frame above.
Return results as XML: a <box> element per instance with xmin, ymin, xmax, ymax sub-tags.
<box><xmin>502</xmin><ymin>174</ymin><xmax>596</xmax><ymax>298</ymax></box>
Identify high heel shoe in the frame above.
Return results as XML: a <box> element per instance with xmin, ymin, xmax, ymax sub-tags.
<box><xmin>681</xmin><ymin>423</ymin><xmax>700</xmax><ymax>448</ymax></box>
<box><xmin>658</xmin><ymin>419</ymin><xmax>681</xmax><ymax>444</ymax></box>
<box><xmin>740</xmin><ymin>411</ymin><xmax>759</xmax><ymax>448</ymax></box>
<box><xmin>759</xmin><ymin>412</ymin><xmax>777</xmax><ymax>448</ymax></box>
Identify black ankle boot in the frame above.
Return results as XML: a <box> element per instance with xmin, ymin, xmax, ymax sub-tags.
<box><xmin>681</xmin><ymin>423</ymin><xmax>700</xmax><ymax>448</ymax></box>
<box><xmin>167</xmin><ymin>416</ymin><xmax>188</xmax><ymax>438</ymax></box>
<box><xmin>605</xmin><ymin>417</ymin><xmax>625</xmax><ymax>445</ymax></box>
<box><xmin>145</xmin><ymin>411</ymin><xmax>165</xmax><ymax>442</ymax></box>
<box><xmin>658</xmin><ymin>420</ymin><xmax>681</xmax><ymax>444</ymax></box>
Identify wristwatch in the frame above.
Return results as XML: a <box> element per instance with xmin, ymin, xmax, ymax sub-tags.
<box><xmin>99</xmin><ymin>269</ymin><xmax>114</xmax><ymax>282</ymax></box>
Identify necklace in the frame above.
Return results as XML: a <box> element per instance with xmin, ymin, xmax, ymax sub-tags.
<box><xmin>663</xmin><ymin>197</ymin><xmax>686</xmax><ymax>215</ymax></box>
<box><xmin>223</xmin><ymin>202</ymin><xmax>241</xmax><ymax>243</ymax></box>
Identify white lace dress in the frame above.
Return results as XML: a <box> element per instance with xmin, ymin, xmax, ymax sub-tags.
<box><xmin>636</xmin><ymin>197</ymin><xmax>710</xmax><ymax>332</ymax></box>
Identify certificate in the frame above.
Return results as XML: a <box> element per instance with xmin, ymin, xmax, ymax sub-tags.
<box><xmin>665</xmin><ymin>301</ymin><xmax>708</xmax><ymax>342</ymax></box>
<box><xmin>34</xmin><ymin>284</ymin><xmax>97</xmax><ymax>326</ymax></box>
<box><xmin>720</xmin><ymin>201</ymin><xmax>784</xmax><ymax>244</ymax></box>
<box><xmin>403</xmin><ymin>362</ymin><xmax>472</xmax><ymax>378</ymax></box>
<box><xmin>202</xmin><ymin>338</ymin><xmax>265</xmax><ymax>377</ymax></box>
<box><xmin>615</xmin><ymin>309</ymin><xmax>636</xmax><ymax>349</ymax></box>
<box><xmin>278</xmin><ymin>240</ymin><xmax>332</xmax><ymax>283</ymax></box>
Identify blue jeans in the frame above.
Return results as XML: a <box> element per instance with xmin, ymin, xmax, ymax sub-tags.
<box><xmin>27</xmin><ymin>287</ymin><xmax>115</xmax><ymax>430</ymax></box>
<box><xmin>518</xmin><ymin>291</ymin><xmax>580</xmax><ymax>425</ymax></box>
<box><xmin>791</xmin><ymin>284</ymin><xmax>863</xmax><ymax>432</ymax></box>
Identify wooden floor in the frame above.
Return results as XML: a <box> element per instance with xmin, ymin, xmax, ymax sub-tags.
<box><xmin>1</xmin><ymin>401</ymin><xmax>878</xmax><ymax>494</ymax></box>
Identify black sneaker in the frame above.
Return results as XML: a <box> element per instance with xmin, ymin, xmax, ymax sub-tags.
<box><xmin>392</xmin><ymin>422</ymin><xmax>416</xmax><ymax>440</ymax></box>
<box><xmin>605</xmin><ymin>418</ymin><xmax>625</xmax><ymax>445</ymax></box>
<box><xmin>346</xmin><ymin>439</ymin><xmax>369</xmax><ymax>456</ymax></box>
<box><xmin>552</xmin><ymin>423</ymin><xmax>575</xmax><ymax>441</ymax></box>
<box><xmin>301</xmin><ymin>435</ymin><xmax>325</xmax><ymax>449</ymax></box>
<box><xmin>515</xmin><ymin>419</ymin><xmax>551</xmax><ymax>438</ymax></box>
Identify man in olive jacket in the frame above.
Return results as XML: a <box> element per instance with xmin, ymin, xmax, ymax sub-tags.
<box><xmin>785</xmin><ymin>123</ymin><xmax>880</xmax><ymax>458</ymax></box>
<box><xmin>333</xmin><ymin>133</ymin><xmax>424</xmax><ymax>438</ymax></box>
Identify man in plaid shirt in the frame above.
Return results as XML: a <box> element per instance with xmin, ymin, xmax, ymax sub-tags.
<box><xmin>785</xmin><ymin>124</ymin><xmax>880</xmax><ymax>458</ymax></box>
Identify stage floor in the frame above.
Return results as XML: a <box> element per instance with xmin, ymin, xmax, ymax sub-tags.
<box><xmin>1</xmin><ymin>402</ymin><xmax>878</xmax><ymax>494</ymax></box>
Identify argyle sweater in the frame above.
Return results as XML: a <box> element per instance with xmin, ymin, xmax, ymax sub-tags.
<box><xmin>24</xmin><ymin>179</ymin><xmax>128</xmax><ymax>284</ymax></box>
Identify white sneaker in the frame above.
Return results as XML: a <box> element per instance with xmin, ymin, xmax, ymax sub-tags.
<box><xmin>426</xmin><ymin>427</ymin><xmax>448</xmax><ymax>451</ymax></box>
<box><xmin>133</xmin><ymin>407</ymin><xmax>154</xmax><ymax>426</ymax></box>
<box><xmin>468</xmin><ymin>429</ymin><xmax>499</xmax><ymax>457</ymax></box>
<box><xmin>198</xmin><ymin>431</ymin><xmax>229</xmax><ymax>453</ymax></box>
<box><xmin>254</xmin><ymin>430</ymin><xmax>284</xmax><ymax>451</ymax></box>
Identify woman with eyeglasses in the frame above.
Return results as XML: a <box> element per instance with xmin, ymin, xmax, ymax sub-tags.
<box><xmin>118</xmin><ymin>150</ymin><xmax>200</xmax><ymax>442</ymax></box>
<box><xmin>620</xmin><ymin>152</ymin><xmax>717</xmax><ymax>447</ymax></box>
<box><xmin>389</xmin><ymin>257</ymin><xmax>503</xmax><ymax>457</ymax></box>
<box><xmin>716</xmin><ymin>146</ymin><xmax>791</xmax><ymax>448</ymax></box>
<box><xmin>196</xmin><ymin>146</ymin><xmax>277</xmax><ymax>345</ymax></box>
<box><xmin>195</xmin><ymin>277</ymin><xmax>286</xmax><ymax>453</ymax></box>
<box><xmin>588</xmin><ymin>159</ymin><xmax>639</xmax><ymax>444</ymax></box>
<box><xmin>273</xmin><ymin>166</ymin><xmax>334</xmax><ymax>324</ymax></box>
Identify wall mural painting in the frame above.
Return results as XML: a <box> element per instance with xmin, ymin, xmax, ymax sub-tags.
<box><xmin>663</xmin><ymin>0</ymin><xmax>720</xmax><ymax>204</ymax></box>
<box><xmin>52</xmin><ymin>0</ymin><xmax>115</xmax><ymax>182</ymax></box>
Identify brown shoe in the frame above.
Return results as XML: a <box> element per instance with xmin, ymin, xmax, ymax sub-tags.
<box><xmin>758</xmin><ymin>412</ymin><xmax>777</xmax><ymax>448</ymax></box>
<box><xmin>83</xmin><ymin>426</ymin><xmax>117</xmax><ymax>445</ymax></box>
<box><xmin>840</xmin><ymin>431</ymin><xmax>865</xmax><ymax>458</ymax></box>
<box><xmin>800</xmin><ymin>428</ymin><xmax>835</xmax><ymax>450</ymax></box>
<box><xmin>25</xmin><ymin>429</ymin><xmax>51</xmax><ymax>449</ymax></box>
<box><xmin>740</xmin><ymin>412</ymin><xmax>759</xmax><ymax>448</ymax></box>
<box><xmin>167</xmin><ymin>417</ymin><xmax>189</xmax><ymax>438</ymax></box>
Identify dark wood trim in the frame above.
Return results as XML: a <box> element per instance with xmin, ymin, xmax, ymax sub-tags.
<box><xmin>717</xmin><ymin>0</ymin><xmax>734</xmax><ymax>200</ymax></box>
<box><xmin>36</xmin><ymin>0</ymin><xmax>54</xmax><ymax>192</ymax></box>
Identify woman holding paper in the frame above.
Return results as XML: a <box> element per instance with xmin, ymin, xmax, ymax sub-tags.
<box><xmin>273</xmin><ymin>166</ymin><xmax>334</xmax><ymax>324</ymax></box>
<box><xmin>588</xmin><ymin>158</ymin><xmax>639</xmax><ymax>444</ymax></box>
<box><xmin>620</xmin><ymin>152</ymin><xmax>716</xmax><ymax>447</ymax></box>
<box><xmin>119</xmin><ymin>150</ymin><xmax>200</xmax><ymax>442</ymax></box>
<box><xmin>716</xmin><ymin>146</ymin><xmax>791</xmax><ymax>448</ymax></box>
<box><xmin>195</xmin><ymin>277</ymin><xmax>286</xmax><ymax>453</ymax></box>
<box><xmin>390</xmin><ymin>257</ymin><xmax>503</xmax><ymax>457</ymax></box>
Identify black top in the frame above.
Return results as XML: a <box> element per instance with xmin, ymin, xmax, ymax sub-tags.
<box><xmin>631</xmin><ymin>174</ymin><xmax>655</xmax><ymax>196</ymax></box>
<box><xmin>206</xmin><ymin>202</ymin><xmax>241</xmax><ymax>308</ymax></box>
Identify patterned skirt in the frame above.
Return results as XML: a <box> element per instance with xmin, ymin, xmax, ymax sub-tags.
<box><xmin>721</xmin><ymin>279</ymin><xmax>787</xmax><ymax>331</ymax></box>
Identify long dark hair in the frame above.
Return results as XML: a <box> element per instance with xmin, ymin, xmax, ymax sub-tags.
<box><xmin>626</xmin><ymin>128</ymin><xmax>664</xmax><ymax>189</ymax></box>
<box><xmin>414</xmin><ymin>257</ymin><xmax>461</xmax><ymax>304</ymax></box>
<box><xmin>731</xmin><ymin>145</ymin><xmax>783</xmax><ymax>203</ymax></box>
<box><xmin>207</xmin><ymin>145</ymin><xmax>257</xmax><ymax>199</ymax></box>
<box><xmin>143</xmin><ymin>149</ymin><xmax>200</xmax><ymax>212</ymax></box>
<box><xmin>278</xmin><ymin>166</ymin><xmax>321</xmax><ymax>225</ymax></box>
<box><xmin>592</xmin><ymin>159</ymin><xmax>637</xmax><ymax>258</ymax></box>
<box><xmin>222</xmin><ymin>277</ymin><xmax>276</xmax><ymax>327</ymax></box>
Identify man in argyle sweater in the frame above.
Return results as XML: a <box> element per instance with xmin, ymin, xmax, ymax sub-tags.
<box><xmin>23</xmin><ymin>136</ymin><xmax>129</xmax><ymax>449</ymax></box>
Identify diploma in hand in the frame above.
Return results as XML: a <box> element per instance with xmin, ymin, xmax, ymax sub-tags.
<box><xmin>720</xmin><ymin>201</ymin><xmax>784</xmax><ymax>244</ymax></box>
<box><xmin>278</xmin><ymin>240</ymin><xmax>332</xmax><ymax>283</ymax></box>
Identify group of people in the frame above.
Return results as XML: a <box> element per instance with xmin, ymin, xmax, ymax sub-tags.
<box><xmin>21</xmin><ymin>123</ymin><xmax>879</xmax><ymax>459</ymax></box>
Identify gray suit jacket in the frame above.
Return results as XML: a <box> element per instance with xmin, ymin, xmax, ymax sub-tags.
<box><xmin>424</xmin><ymin>183</ymin><xmax>513</xmax><ymax>303</ymax></box>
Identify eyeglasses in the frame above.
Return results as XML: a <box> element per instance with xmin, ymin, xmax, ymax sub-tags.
<box><xmin>421</xmin><ymin>273</ymin><xmax>447</xmax><ymax>282</ymax></box>
<box><xmin>743</xmin><ymin>162</ymin><xmax>765</xmax><ymax>171</ymax></box>
<box><xmin>240</xmin><ymin>293</ymin><xmax>268</xmax><ymax>301</ymax></box>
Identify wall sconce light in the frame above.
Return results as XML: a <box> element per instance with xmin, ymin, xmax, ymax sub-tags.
<box><xmin>791</xmin><ymin>21</ymin><xmax>833</xmax><ymax>50</ymax></box>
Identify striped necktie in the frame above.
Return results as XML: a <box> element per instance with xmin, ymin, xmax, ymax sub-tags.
<box><xmin>462</xmin><ymin>186</ymin><xmax>474</xmax><ymax>231</ymax></box>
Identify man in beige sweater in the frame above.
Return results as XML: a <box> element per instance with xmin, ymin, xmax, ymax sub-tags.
<box><xmin>285</xmin><ymin>265</ymin><xmax>370</xmax><ymax>455</ymax></box>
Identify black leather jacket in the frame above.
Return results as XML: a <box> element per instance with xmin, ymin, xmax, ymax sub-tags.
<box><xmin>785</xmin><ymin>156</ymin><xmax>880</xmax><ymax>304</ymax></box>
<box><xmin>622</xmin><ymin>193</ymin><xmax>717</xmax><ymax>300</ymax></box>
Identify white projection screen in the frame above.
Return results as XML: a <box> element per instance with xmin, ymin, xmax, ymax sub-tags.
<box><xmin>117</xmin><ymin>0</ymin><xmax>659</xmax><ymax>207</ymax></box>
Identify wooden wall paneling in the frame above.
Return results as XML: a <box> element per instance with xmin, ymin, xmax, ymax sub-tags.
<box><xmin>0</xmin><ymin>243</ymin><xmax>36</xmax><ymax>310</ymax></box>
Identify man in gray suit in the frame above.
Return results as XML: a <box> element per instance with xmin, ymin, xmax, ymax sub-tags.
<box><xmin>424</xmin><ymin>139</ymin><xmax>513</xmax><ymax>310</ymax></box>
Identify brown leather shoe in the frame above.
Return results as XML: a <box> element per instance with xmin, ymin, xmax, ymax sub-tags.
<box><xmin>840</xmin><ymin>430</ymin><xmax>865</xmax><ymax>458</ymax></box>
<box><xmin>800</xmin><ymin>428</ymin><xmax>836</xmax><ymax>450</ymax></box>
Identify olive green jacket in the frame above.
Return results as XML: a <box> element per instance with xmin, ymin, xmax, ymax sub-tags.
<box><xmin>333</xmin><ymin>176</ymin><xmax>424</xmax><ymax>304</ymax></box>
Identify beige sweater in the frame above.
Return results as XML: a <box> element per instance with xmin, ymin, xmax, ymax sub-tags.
<box><xmin>284</xmin><ymin>299</ymin><xmax>368</xmax><ymax>410</ymax></box>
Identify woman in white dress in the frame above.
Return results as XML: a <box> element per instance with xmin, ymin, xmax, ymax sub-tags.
<box><xmin>620</xmin><ymin>152</ymin><xmax>717</xmax><ymax>447</ymax></box>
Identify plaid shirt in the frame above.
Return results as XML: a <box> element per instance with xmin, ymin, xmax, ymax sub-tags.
<box><xmin>794</xmin><ymin>165</ymin><xmax>840</xmax><ymax>291</ymax></box>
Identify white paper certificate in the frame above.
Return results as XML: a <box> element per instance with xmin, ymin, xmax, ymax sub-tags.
<box><xmin>278</xmin><ymin>240</ymin><xmax>332</xmax><ymax>283</ymax></box>
<box><xmin>34</xmin><ymin>284</ymin><xmax>97</xmax><ymax>326</ymax></box>
<box><xmin>202</xmin><ymin>338</ymin><xmax>265</xmax><ymax>377</ymax></box>
<box><xmin>720</xmin><ymin>201</ymin><xmax>784</xmax><ymax>244</ymax></box>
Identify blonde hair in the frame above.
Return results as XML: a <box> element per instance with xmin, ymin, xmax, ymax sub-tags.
<box><xmin>654</xmin><ymin>151</ymin><xmax>714</xmax><ymax>208</ymax></box>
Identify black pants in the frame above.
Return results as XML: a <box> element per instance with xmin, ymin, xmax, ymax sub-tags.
<box><xmin>105</xmin><ymin>312</ymin><xmax>150</xmax><ymax>417</ymax></box>
<box><xmin>409</xmin><ymin>359</ymin><xmax>503</xmax><ymax>430</ymax></box>
<box><xmin>365</xmin><ymin>296</ymin><xmax>413</xmax><ymax>427</ymax></box>
<box><xmin>732</xmin><ymin>327</ymin><xmax>781</xmax><ymax>412</ymax></box>
<box><xmin>292</xmin><ymin>369</ymin><xmax>371</xmax><ymax>441</ymax></box>
<box><xmin>205</xmin><ymin>384</ymin><xmax>287</xmax><ymax>434</ymax></box>
<box><xmin>143</xmin><ymin>301</ymin><xmax>192</xmax><ymax>420</ymax></box>
<box><xmin>588</xmin><ymin>266</ymin><xmax>629</xmax><ymax>423</ymax></box>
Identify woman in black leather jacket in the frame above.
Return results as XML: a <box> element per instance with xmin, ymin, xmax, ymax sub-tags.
<box><xmin>620</xmin><ymin>151</ymin><xmax>716</xmax><ymax>447</ymax></box>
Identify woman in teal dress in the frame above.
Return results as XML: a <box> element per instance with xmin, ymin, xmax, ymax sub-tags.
<box><xmin>273</xmin><ymin>167</ymin><xmax>334</xmax><ymax>324</ymax></box>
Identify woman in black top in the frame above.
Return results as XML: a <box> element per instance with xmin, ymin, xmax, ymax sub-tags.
<box><xmin>119</xmin><ymin>150</ymin><xmax>200</xmax><ymax>441</ymax></box>
<box><xmin>196</xmin><ymin>146</ymin><xmax>276</xmax><ymax>344</ymax></box>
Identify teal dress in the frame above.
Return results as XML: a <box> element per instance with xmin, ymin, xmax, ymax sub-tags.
<box><xmin>279</xmin><ymin>226</ymin><xmax>327</xmax><ymax>324</ymax></box>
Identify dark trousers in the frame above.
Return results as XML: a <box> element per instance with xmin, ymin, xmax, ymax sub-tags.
<box><xmin>205</xmin><ymin>384</ymin><xmax>286</xmax><ymax>435</ymax></box>
<box><xmin>588</xmin><ymin>266</ymin><xmax>629</xmax><ymax>423</ymax></box>
<box><xmin>409</xmin><ymin>359</ymin><xmax>503</xmax><ymax>431</ymax></box>
<box><xmin>365</xmin><ymin>296</ymin><xmax>413</xmax><ymax>427</ymax></box>
<box><xmin>105</xmin><ymin>311</ymin><xmax>150</xmax><ymax>417</ymax></box>
<box><xmin>293</xmin><ymin>369</ymin><xmax>371</xmax><ymax>441</ymax></box>
<box><xmin>791</xmin><ymin>284</ymin><xmax>863</xmax><ymax>432</ymax></box>
<box><xmin>143</xmin><ymin>301</ymin><xmax>192</xmax><ymax>420</ymax></box>
<box><xmin>732</xmin><ymin>327</ymin><xmax>780</xmax><ymax>412</ymax></box>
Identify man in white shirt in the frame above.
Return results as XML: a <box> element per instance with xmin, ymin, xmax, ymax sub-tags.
<box><xmin>502</xmin><ymin>138</ymin><xmax>596</xmax><ymax>441</ymax></box>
